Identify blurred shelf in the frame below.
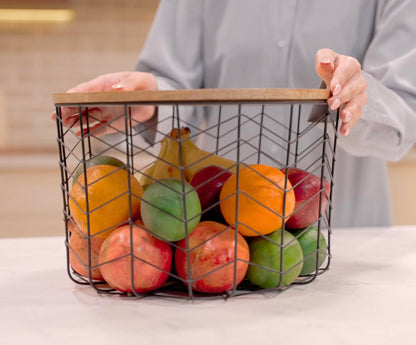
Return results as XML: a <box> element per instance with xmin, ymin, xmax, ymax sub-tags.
<box><xmin>0</xmin><ymin>168</ymin><xmax>63</xmax><ymax>238</ymax></box>
<box><xmin>0</xmin><ymin>152</ymin><xmax>57</xmax><ymax>170</ymax></box>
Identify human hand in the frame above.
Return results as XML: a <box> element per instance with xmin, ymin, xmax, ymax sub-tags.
<box><xmin>52</xmin><ymin>71</ymin><xmax>157</xmax><ymax>136</ymax></box>
<box><xmin>315</xmin><ymin>49</ymin><xmax>367</xmax><ymax>136</ymax></box>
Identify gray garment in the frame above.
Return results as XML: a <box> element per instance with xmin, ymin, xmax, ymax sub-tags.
<box><xmin>136</xmin><ymin>0</ymin><xmax>416</xmax><ymax>228</ymax></box>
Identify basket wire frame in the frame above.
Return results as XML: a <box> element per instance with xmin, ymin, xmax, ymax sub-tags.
<box><xmin>55</xmin><ymin>93</ymin><xmax>339</xmax><ymax>300</ymax></box>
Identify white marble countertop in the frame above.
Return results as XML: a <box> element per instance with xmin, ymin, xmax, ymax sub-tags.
<box><xmin>1</xmin><ymin>226</ymin><xmax>416</xmax><ymax>345</ymax></box>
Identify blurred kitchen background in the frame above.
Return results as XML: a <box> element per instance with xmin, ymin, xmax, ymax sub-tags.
<box><xmin>0</xmin><ymin>0</ymin><xmax>415</xmax><ymax>238</ymax></box>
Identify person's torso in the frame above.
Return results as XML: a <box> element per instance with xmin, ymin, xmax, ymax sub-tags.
<box><xmin>202</xmin><ymin>0</ymin><xmax>378</xmax><ymax>89</ymax></box>
<box><xmin>197</xmin><ymin>0</ymin><xmax>391</xmax><ymax>227</ymax></box>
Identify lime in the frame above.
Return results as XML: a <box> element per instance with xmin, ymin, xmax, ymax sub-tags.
<box><xmin>291</xmin><ymin>226</ymin><xmax>328</xmax><ymax>275</ymax></box>
<box><xmin>246</xmin><ymin>229</ymin><xmax>303</xmax><ymax>288</ymax></box>
<box><xmin>140</xmin><ymin>178</ymin><xmax>201</xmax><ymax>242</ymax></box>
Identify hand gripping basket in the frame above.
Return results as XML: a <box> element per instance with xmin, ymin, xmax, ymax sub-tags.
<box><xmin>54</xmin><ymin>88</ymin><xmax>339</xmax><ymax>299</ymax></box>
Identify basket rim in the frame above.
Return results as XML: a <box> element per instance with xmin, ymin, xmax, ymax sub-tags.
<box><xmin>53</xmin><ymin>88</ymin><xmax>330</xmax><ymax>106</ymax></box>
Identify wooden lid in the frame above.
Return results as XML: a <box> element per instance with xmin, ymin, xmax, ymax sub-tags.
<box><xmin>53</xmin><ymin>88</ymin><xmax>330</xmax><ymax>105</ymax></box>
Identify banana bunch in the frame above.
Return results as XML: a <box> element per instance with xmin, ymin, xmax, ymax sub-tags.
<box><xmin>138</xmin><ymin>164</ymin><xmax>155</xmax><ymax>187</ymax></box>
<box><xmin>180</xmin><ymin>127</ymin><xmax>236</xmax><ymax>180</ymax></box>
<box><xmin>139</xmin><ymin>127</ymin><xmax>236</xmax><ymax>185</ymax></box>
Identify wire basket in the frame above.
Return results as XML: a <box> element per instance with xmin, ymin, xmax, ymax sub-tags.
<box><xmin>54</xmin><ymin>88</ymin><xmax>339</xmax><ymax>299</ymax></box>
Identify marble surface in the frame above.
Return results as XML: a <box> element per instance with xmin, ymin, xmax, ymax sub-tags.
<box><xmin>1</xmin><ymin>226</ymin><xmax>416</xmax><ymax>345</ymax></box>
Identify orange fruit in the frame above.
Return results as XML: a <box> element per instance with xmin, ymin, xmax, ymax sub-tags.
<box><xmin>69</xmin><ymin>165</ymin><xmax>143</xmax><ymax>238</ymax></box>
<box><xmin>219</xmin><ymin>164</ymin><xmax>295</xmax><ymax>236</ymax></box>
<box><xmin>67</xmin><ymin>220</ymin><xmax>105</xmax><ymax>281</ymax></box>
<box><xmin>72</xmin><ymin>155</ymin><xmax>127</xmax><ymax>186</ymax></box>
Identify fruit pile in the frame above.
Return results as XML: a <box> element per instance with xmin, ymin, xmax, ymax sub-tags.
<box><xmin>67</xmin><ymin>127</ymin><xmax>331</xmax><ymax>296</ymax></box>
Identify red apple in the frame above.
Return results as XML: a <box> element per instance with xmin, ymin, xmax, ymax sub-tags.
<box><xmin>98</xmin><ymin>221</ymin><xmax>172</xmax><ymax>293</ymax></box>
<box><xmin>283</xmin><ymin>168</ymin><xmax>331</xmax><ymax>229</ymax></box>
<box><xmin>175</xmin><ymin>221</ymin><xmax>250</xmax><ymax>294</ymax></box>
<box><xmin>189</xmin><ymin>165</ymin><xmax>232</xmax><ymax>222</ymax></box>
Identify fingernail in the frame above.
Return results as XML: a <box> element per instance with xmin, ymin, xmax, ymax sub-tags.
<box><xmin>112</xmin><ymin>83</ymin><xmax>123</xmax><ymax>90</ymax></box>
<box><xmin>343</xmin><ymin>127</ymin><xmax>350</xmax><ymax>136</ymax></box>
<box><xmin>330</xmin><ymin>98</ymin><xmax>341</xmax><ymax>110</ymax></box>
<box><xmin>333</xmin><ymin>83</ymin><xmax>341</xmax><ymax>96</ymax></box>
<box><xmin>64</xmin><ymin>114</ymin><xmax>79</xmax><ymax>126</ymax></box>
<box><xmin>320</xmin><ymin>59</ymin><xmax>331</xmax><ymax>64</ymax></box>
<box><xmin>344</xmin><ymin>110</ymin><xmax>352</xmax><ymax>122</ymax></box>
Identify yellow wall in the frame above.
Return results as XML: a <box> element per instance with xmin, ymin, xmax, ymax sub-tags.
<box><xmin>388</xmin><ymin>158</ymin><xmax>416</xmax><ymax>225</ymax></box>
<box><xmin>0</xmin><ymin>0</ymin><xmax>159</xmax><ymax>151</ymax></box>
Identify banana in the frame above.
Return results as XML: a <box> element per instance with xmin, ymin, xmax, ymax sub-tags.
<box><xmin>151</xmin><ymin>128</ymin><xmax>184</xmax><ymax>181</ymax></box>
<box><xmin>142</xmin><ymin>127</ymin><xmax>237</xmax><ymax>183</ymax></box>
<box><xmin>138</xmin><ymin>163</ymin><xmax>155</xmax><ymax>187</ymax></box>
<box><xmin>179</xmin><ymin>127</ymin><xmax>237</xmax><ymax>181</ymax></box>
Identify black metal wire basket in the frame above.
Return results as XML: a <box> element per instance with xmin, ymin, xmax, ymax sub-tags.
<box><xmin>54</xmin><ymin>88</ymin><xmax>339</xmax><ymax>300</ymax></box>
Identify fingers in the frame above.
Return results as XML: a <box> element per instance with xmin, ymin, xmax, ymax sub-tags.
<box><xmin>75</xmin><ymin>121</ymin><xmax>109</xmax><ymax>137</ymax></box>
<box><xmin>59</xmin><ymin>108</ymin><xmax>105</xmax><ymax>131</ymax></box>
<box><xmin>67</xmin><ymin>72</ymin><xmax>131</xmax><ymax>93</ymax></box>
<box><xmin>315</xmin><ymin>48</ymin><xmax>338</xmax><ymax>88</ymax></box>
<box><xmin>339</xmin><ymin>91</ymin><xmax>368</xmax><ymax>136</ymax></box>
<box><xmin>316</xmin><ymin>49</ymin><xmax>367</xmax><ymax>136</ymax></box>
<box><xmin>52</xmin><ymin>72</ymin><xmax>157</xmax><ymax>132</ymax></box>
<box><xmin>328</xmin><ymin>73</ymin><xmax>367</xmax><ymax>111</ymax></box>
<box><xmin>111</xmin><ymin>72</ymin><xmax>157</xmax><ymax>92</ymax></box>
<box><xmin>329</xmin><ymin>55</ymin><xmax>361</xmax><ymax>94</ymax></box>
<box><xmin>315</xmin><ymin>49</ymin><xmax>360</xmax><ymax>94</ymax></box>
<box><xmin>53</xmin><ymin>74</ymin><xmax>119</xmax><ymax>122</ymax></box>
<box><xmin>66</xmin><ymin>71</ymin><xmax>157</xmax><ymax>93</ymax></box>
<box><xmin>327</xmin><ymin>67</ymin><xmax>367</xmax><ymax>136</ymax></box>
<box><xmin>56</xmin><ymin>104</ymin><xmax>156</xmax><ymax>139</ymax></box>
<box><xmin>67</xmin><ymin>108</ymin><xmax>120</xmax><ymax>136</ymax></box>
<box><xmin>52</xmin><ymin>106</ymin><xmax>82</xmax><ymax>123</ymax></box>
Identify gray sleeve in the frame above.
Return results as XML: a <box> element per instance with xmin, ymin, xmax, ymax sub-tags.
<box><xmin>136</xmin><ymin>0</ymin><xmax>203</xmax><ymax>90</ymax></box>
<box><xmin>338</xmin><ymin>0</ymin><xmax>416</xmax><ymax>161</ymax></box>
<box><xmin>133</xmin><ymin>0</ymin><xmax>204</xmax><ymax>145</ymax></box>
